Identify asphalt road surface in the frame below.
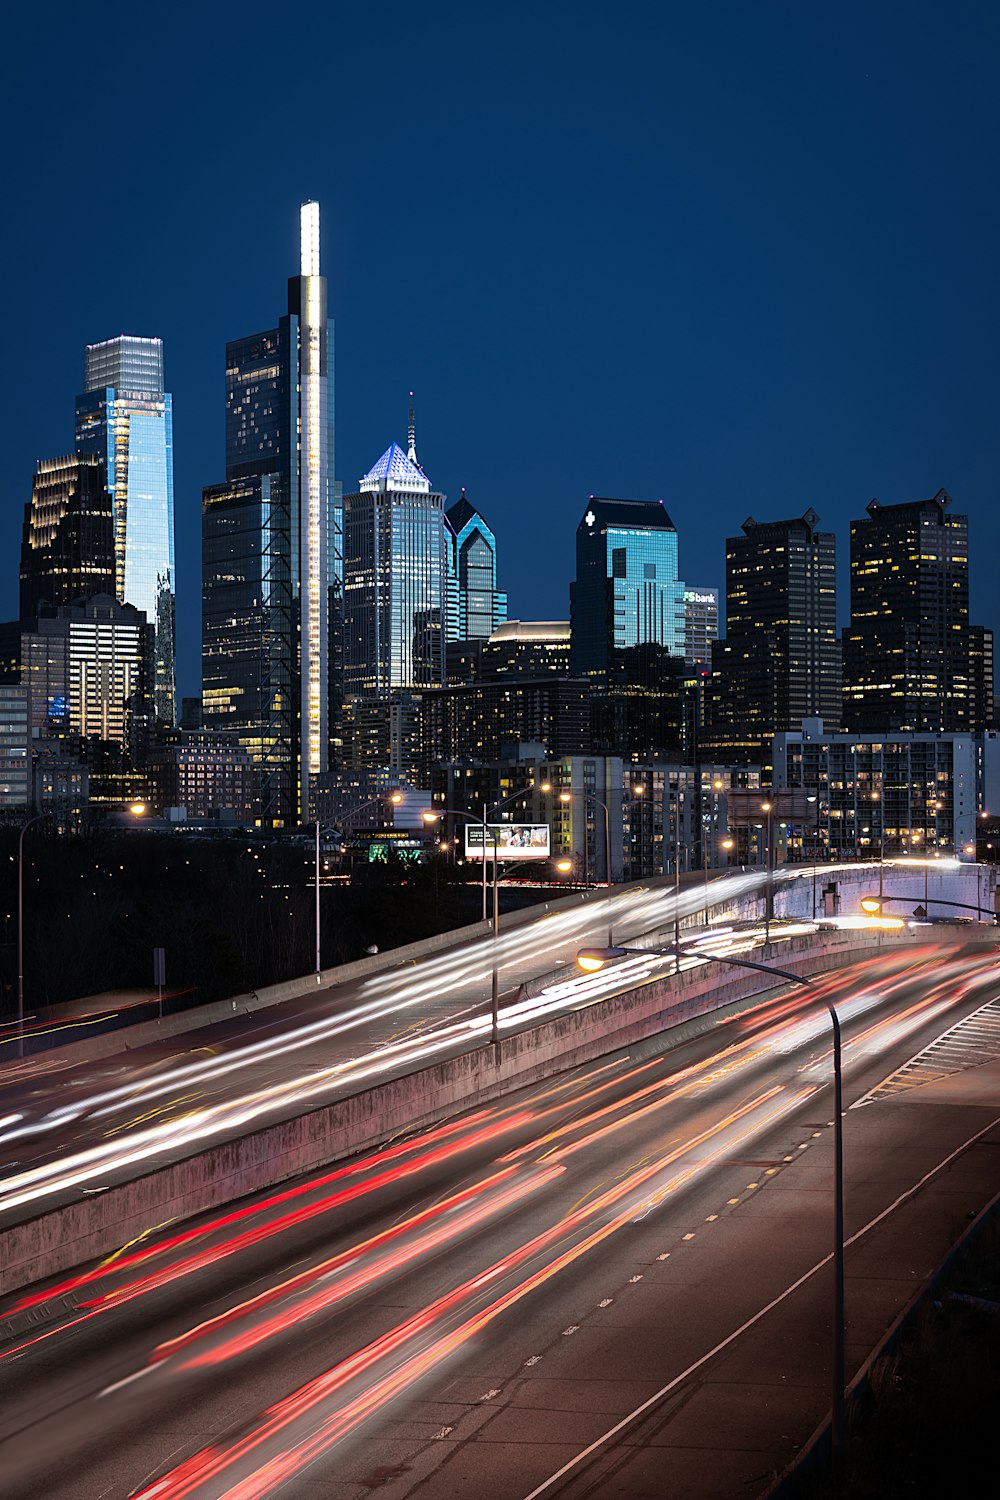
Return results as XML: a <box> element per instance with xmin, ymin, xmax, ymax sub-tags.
<box><xmin>1</xmin><ymin>938</ymin><xmax>998</xmax><ymax>1499</ymax></box>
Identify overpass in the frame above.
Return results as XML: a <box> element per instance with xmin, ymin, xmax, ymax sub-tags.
<box><xmin>0</xmin><ymin>860</ymin><xmax>994</xmax><ymax>1296</ymax></box>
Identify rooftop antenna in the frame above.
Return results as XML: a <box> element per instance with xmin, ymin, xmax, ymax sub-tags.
<box><xmin>407</xmin><ymin>391</ymin><xmax>417</xmax><ymax>465</ymax></box>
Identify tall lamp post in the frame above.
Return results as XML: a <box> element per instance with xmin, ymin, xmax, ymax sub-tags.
<box><xmin>576</xmin><ymin>942</ymin><xmax>846</xmax><ymax>1466</ymax></box>
<box><xmin>760</xmin><ymin>799</ymin><xmax>774</xmax><ymax>942</ymax></box>
<box><xmin>701</xmin><ymin>778</ymin><xmax>725</xmax><ymax>926</ymax></box>
<box><xmin>314</xmin><ymin>792</ymin><xmax>404</xmax><ymax>978</ymax></box>
<box><xmin>558</xmin><ymin>788</ymin><xmax>611</xmax><ymax>887</ymax></box>
<box><xmin>423</xmin><ymin>807</ymin><xmax>503</xmax><ymax>1046</ymax></box>
<box><xmin>16</xmin><ymin>800</ymin><xmax>145</xmax><ymax>1062</ymax></box>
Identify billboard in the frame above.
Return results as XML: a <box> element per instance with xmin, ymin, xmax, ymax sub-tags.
<box><xmin>464</xmin><ymin>823</ymin><xmax>551</xmax><ymax>860</ymax></box>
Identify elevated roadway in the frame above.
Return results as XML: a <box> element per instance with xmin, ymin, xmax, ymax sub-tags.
<box><xmin>0</xmin><ymin>863</ymin><xmax>990</xmax><ymax>1295</ymax></box>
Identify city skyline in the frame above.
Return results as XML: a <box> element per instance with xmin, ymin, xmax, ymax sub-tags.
<box><xmin>4</xmin><ymin>4</ymin><xmax>999</xmax><ymax>703</ymax></box>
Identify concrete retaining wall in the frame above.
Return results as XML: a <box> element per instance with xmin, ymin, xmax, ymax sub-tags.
<box><xmin>0</xmin><ymin>926</ymin><xmax>931</xmax><ymax>1297</ymax></box>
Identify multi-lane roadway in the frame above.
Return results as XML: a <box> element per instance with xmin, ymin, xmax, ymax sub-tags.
<box><xmin>2</xmin><ymin>937</ymin><xmax>999</xmax><ymax>1498</ymax></box>
<box><xmin>0</xmin><ymin>868</ymin><xmax>808</xmax><ymax>1233</ymax></box>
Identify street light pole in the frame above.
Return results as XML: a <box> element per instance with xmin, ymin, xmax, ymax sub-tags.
<box><xmin>16</xmin><ymin>813</ymin><xmax>45</xmax><ymax>1061</ymax></box>
<box><xmin>576</xmin><ymin>941</ymin><xmax>846</xmax><ymax>1468</ymax></box>
<box><xmin>314</xmin><ymin>819</ymin><xmax>321</xmax><ymax>978</ymax></box>
<box><xmin>761</xmin><ymin>800</ymin><xmax>774</xmax><ymax>942</ymax></box>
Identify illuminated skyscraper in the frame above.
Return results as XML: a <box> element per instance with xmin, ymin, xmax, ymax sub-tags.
<box><xmin>202</xmin><ymin>202</ymin><xmax>337</xmax><ymax>825</ymax></box>
<box><xmin>570</xmin><ymin>498</ymin><xmax>686</xmax><ymax>683</ymax></box>
<box><xmin>570</xmin><ymin>497</ymin><xmax>689</xmax><ymax>759</ymax></box>
<box><xmin>683</xmin><ymin>586</ymin><xmax>718</xmax><ymax>668</ymax></box>
<box><xmin>75</xmin><ymin>335</ymin><xmax>176</xmax><ymax>723</ymax></box>
<box><xmin>343</xmin><ymin>414</ymin><xmax>447</xmax><ymax>698</ymax></box>
<box><xmin>445</xmin><ymin>487</ymin><xmax>507</xmax><ymax>641</ymax></box>
<box><xmin>842</xmin><ymin>491</ymin><xmax>990</xmax><ymax>733</ymax></box>
<box><xmin>20</xmin><ymin>454</ymin><xmax>114</xmax><ymax>617</ymax></box>
<box><xmin>704</xmin><ymin>510</ymin><xmax>840</xmax><ymax>766</ymax></box>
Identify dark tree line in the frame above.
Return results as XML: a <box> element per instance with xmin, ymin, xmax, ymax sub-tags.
<box><xmin>0</xmin><ymin>829</ymin><xmax>490</xmax><ymax>1022</ymax></box>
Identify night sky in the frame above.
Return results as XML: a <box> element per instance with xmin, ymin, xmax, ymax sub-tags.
<box><xmin>4</xmin><ymin>1</ymin><xmax>999</xmax><ymax>700</ymax></box>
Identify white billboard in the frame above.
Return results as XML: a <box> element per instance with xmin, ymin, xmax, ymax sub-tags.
<box><xmin>464</xmin><ymin>823</ymin><xmax>551</xmax><ymax>860</ymax></box>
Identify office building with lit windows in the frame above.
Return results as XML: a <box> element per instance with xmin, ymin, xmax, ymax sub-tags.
<box><xmin>704</xmin><ymin>510</ymin><xmax>840</xmax><ymax>766</ymax></box>
<box><xmin>75</xmin><ymin>335</ymin><xmax>176</xmax><ymax>723</ymax></box>
<box><xmin>480</xmin><ymin>620</ymin><xmax>571</xmax><ymax>679</ymax></box>
<box><xmin>445</xmin><ymin>490</ymin><xmax>507</xmax><ymax>641</ymax></box>
<box><xmin>842</xmin><ymin>491</ymin><xmax>992</xmax><ymax>734</ymax></box>
<box><xmin>683</xmin><ymin>586</ymin><xmax>718</xmax><ymax>668</ymax></box>
<box><xmin>570</xmin><ymin>497</ymin><xmax>689</xmax><ymax>760</ymax></box>
<box><xmin>0</xmin><ymin>685</ymin><xmax>30</xmax><ymax>809</ymax></box>
<box><xmin>0</xmin><ymin>595</ymin><xmax>153</xmax><ymax>754</ymax></box>
<box><xmin>343</xmin><ymin>424</ymin><xmax>448</xmax><ymax>698</ymax></box>
<box><xmin>202</xmin><ymin>201</ymin><xmax>337</xmax><ymax>825</ymax></box>
<box><xmin>20</xmin><ymin>455</ymin><xmax>114</xmax><ymax>618</ymax></box>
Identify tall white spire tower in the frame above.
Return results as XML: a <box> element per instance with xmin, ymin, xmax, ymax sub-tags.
<box><xmin>293</xmin><ymin>199</ymin><xmax>333</xmax><ymax>815</ymax></box>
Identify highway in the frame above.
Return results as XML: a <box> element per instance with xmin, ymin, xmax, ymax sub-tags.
<box><xmin>0</xmin><ymin>866</ymin><xmax>824</xmax><ymax>1231</ymax></box>
<box><xmin>1</xmin><ymin>938</ymin><xmax>998</xmax><ymax>1498</ymax></box>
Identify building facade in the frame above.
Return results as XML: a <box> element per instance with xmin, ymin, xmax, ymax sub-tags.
<box><xmin>683</xmin><ymin>586</ymin><xmax>719</xmax><ymax>669</ymax></box>
<box><xmin>705</xmin><ymin>510</ymin><xmax>840</xmax><ymax>767</ymax></box>
<box><xmin>570</xmin><ymin>497</ymin><xmax>688</xmax><ymax>761</ymax></box>
<box><xmin>480</xmin><ymin>620</ymin><xmax>571</xmax><ymax>679</ymax></box>
<box><xmin>202</xmin><ymin>201</ymin><xmax>337</xmax><ymax>825</ymax></box>
<box><xmin>0</xmin><ymin>686</ymin><xmax>30</xmax><ymax>808</ymax></box>
<box><xmin>842</xmin><ymin>491</ymin><xmax>990</xmax><ymax>734</ymax></box>
<box><xmin>0</xmin><ymin>596</ymin><xmax>153</xmax><ymax>756</ymax></box>
<box><xmin>343</xmin><ymin>434</ymin><xmax>448</xmax><ymax>697</ymax></box>
<box><xmin>75</xmin><ymin>335</ymin><xmax>176</xmax><ymax>723</ymax></box>
<box><xmin>20</xmin><ymin>455</ymin><xmax>114</xmax><ymax>618</ymax></box>
<box><xmin>445</xmin><ymin>489</ymin><xmax>507</xmax><ymax>641</ymax></box>
<box><xmin>147</xmin><ymin>729</ymin><xmax>255</xmax><ymax>822</ymax></box>
<box><xmin>771</xmin><ymin>718</ymin><xmax>1000</xmax><ymax>860</ymax></box>
<box><xmin>570</xmin><ymin>497</ymin><xmax>685</xmax><ymax>684</ymax></box>
<box><xmin>419</xmin><ymin>677</ymin><xmax>591</xmax><ymax>769</ymax></box>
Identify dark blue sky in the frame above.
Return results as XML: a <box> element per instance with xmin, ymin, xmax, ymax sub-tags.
<box><xmin>4</xmin><ymin>1</ymin><xmax>999</xmax><ymax>698</ymax></box>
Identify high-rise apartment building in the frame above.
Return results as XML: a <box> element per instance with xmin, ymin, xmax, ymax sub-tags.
<box><xmin>202</xmin><ymin>202</ymin><xmax>337</xmax><ymax>825</ymax></box>
<box><xmin>75</xmin><ymin>335</ymin><xmax>176</xmax><ymax>723</ymax></box>
<box><xmin>705</xmin><ymin>510</ymin><xmax>840</xmax><ymax>765</ymax></box>
<box><xmin>773</xmin><ymin>718</ymin><xmax>1000</xmax><ymax>860</ymax></box>
<box><xmin>842</xmin><ymin>491</ymin><xmax>989</xmax><ymax>733</ymax></box>
<box><xmin>343</xmin><ymin>428</ymin><xmax>448</xmax><ymax>698</ymax></box>
<box><xmin>445</xmin><ymin>487</ymin><xmax>507</xmax><ymax>641</ymax></box>
<box><xmin>20</xmin><ymin>455</ymin><xmax>114</xmax><ymax>618</ymax></box>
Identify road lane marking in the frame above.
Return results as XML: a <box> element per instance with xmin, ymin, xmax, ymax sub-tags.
<box><xmin>519</xmin><ymin>1105</ymin><xmax>1000</xmax><ymax>1500</ymax></box>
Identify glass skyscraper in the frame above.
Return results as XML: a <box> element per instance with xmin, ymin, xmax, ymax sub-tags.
<box><xmin>343</xmin><ymin>430</ymin><xmax>447</xmax><ymax>697</ymax></box>
<box><xmin>75</xmin><ymin>335</ymin><xmax>176</xmax><ymax>723</ymax></box>
<box><xmin>202</xmin><ymin>202</ymin><xmax>337</xmax><ymax>825</ymax></box>
<box><xmin>445</xmin><ymin>490</ymin><xmax>507</xmax><ymax>641</ymax></box>
<box><xmin>20</xmin><ymin>454</ymin><xmax>115</xmax><ymax>618</ymax></box>
<box><xmin>570</xmin><ymin>497</ymin><xmax>686</xmax><ymax>682</ymax></box>
<box><xmin>570</xmin><ymin>497</ymin><xmax>689</xmax><ymax>761</ymax></box>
